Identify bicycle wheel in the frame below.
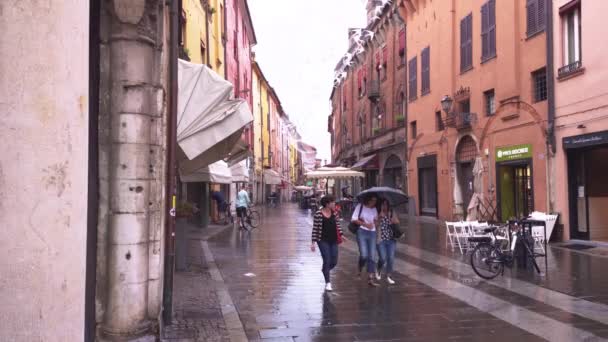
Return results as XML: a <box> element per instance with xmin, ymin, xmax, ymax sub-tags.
<box><xmin>470</xmin><ymin>242</ymin><xmax>503</xmax><ymax>280</ymax></box>
<box><xmin>247</xmin><ymin>210</ymin><xmax>260</xmax><ymax>228</ymax></box>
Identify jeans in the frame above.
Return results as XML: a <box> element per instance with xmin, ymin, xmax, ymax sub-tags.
<box><xmin>377</xmin><ymin>240</ymin><xmax>396</xmax><ymax>274</ymax></box>
<box><xmin>356</xmin><ymin>229</ymin><xmax>377</xmax><ymax>273</ymax></box>
<box><xmin>318</xmin><ymin>241</ymin><xmax>339</xmax><ymax>283</ymax></box>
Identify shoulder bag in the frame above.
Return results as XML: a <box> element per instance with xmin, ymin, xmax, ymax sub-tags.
<box><xmin>348</xmin><ymin>204</ymin><xmax>364</xmax><ymax>234</ymax></box>
<box><xmin>389</xmin><ymin>209</ymin><xmax>404</xmax><ymax>238</ymax></box>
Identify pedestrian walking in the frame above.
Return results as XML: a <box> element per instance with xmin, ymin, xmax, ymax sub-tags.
<box><xmin>235</xmin><ymin>185</ymin><xmax>251</xmax><ymax>229</ymax></box>
<box><xmin>311</xmin><ymin>195</ymin><xmax>346</xmax><ymax>291</ymax></box>
<box><xmin>351</xmin><ymin>194</ymin><xmax>380</xmax><ymax>286</ymax></box>
<box><xmin>375</xmin><ymin>198</ymin><xmax>400</xmax><ymax>284</ymax></box>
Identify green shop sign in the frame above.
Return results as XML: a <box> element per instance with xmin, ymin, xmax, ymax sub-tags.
<box><xmin>496</xmin><ymin>144</ymin><xmax>532</xmax><ymax>162</ymax></box>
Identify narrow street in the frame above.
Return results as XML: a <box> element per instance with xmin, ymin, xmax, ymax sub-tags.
<box><xmin>168</xmin><ymin>204</ymin><xmax>608</xmax><ymax>341</ymax></box>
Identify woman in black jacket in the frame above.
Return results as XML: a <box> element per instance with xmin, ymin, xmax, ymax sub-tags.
<box><xmin>311</xmin><ymin>195</ymin><xmax>347</xmax><ymax>291</ymax></box>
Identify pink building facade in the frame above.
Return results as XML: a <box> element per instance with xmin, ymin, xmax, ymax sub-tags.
<box><xmin>552</xmin><ymin>0</ymin><xmax>608</xmax><ymax>242</ymax></box>
<box><xmin>226</xmin><ymin>0</ymin><xmax>257</xmax><ymax>149</ymax></box>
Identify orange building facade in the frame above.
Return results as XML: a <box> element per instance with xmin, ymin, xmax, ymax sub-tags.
<box><xmin>331</xmin><ymin>0</ymin><xmax>553</xmax><ymax>223</ymax></box>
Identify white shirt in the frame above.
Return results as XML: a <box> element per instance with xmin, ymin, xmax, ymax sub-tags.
<box><xmin>351</xmin><ymin>204</ymin><xmax>378</xmax><ymax>231</ymax></box>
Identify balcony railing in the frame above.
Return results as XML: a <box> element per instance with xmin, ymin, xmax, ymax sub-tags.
<box><xmin>445</xmin><ymin>112</ymin><xmax>477</xmax><ymax>131</ymax></box>
<box><xmin>368</xmin><ymin>80</ymin><xmax>380</xmax><ymax>100</ymax></box>
<box><xmin>558</xmin><ymin>60</ymin><xmax>583</xmax><ymax>79</ymax></box>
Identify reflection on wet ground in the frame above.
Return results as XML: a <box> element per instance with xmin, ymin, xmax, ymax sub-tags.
<box><xmin>206</xmin><ymin>204</ymin><xmax>608</xmax><ymax>341</ymax></box>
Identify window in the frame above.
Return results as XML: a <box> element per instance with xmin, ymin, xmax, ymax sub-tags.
<box><xmin>357</xmin><ymin>69</ymin><xmax>363</xmax><ymax>97</ymax></box>
<box><xmin>421</xmin><ymin>47</ymin><xmax>430</xmax><ymax>95</ymax></box>
<box><xmin>559</xmin><ymin>1</ymin><xmax>582</xmax><ymax>78</ymax></box>
<box><xmin>481</xmin><ymin>0</ymin><xmax>496</xmax><ymax>61</ymax></box>
<box><xmin>484</xmin><ymin>89</ymin><xmax>496</xmax><ymax>116</ymax></box>
<box><xmin>382</xmin><ymin>46</ymin><xmax>388</xmax><ymax>81</ymax></box>
<box><xmin>398</xmin><ymin>29</ymin><xmax>406</xmax><ymax>66</ymax></box>
<box><xmin>397</xmin><ymin>92</ymin><xmax>406</xmax><ymax>126</ymax></box>
<box><xmin>408</xmin><ymin>56</ymin><xmax>417</xmax><ymax>101</ymax></box>
<box><xmin>527</xmin><ymin>0</ymin><xmax>546</xmax><ymax>37</ymax></box>
<box><xmin>436</xmin><ymin>111</ymin><xmax>445</xmax><ymax>131</ymax></box>
<box><xmin>532</xmin><ymin>68</ymin><xmax>548</xmax><ymax>102</ymax></box>
<box><xmin>200</xmin><ymin>40</ymin><xmax>206</xmax><ymax>64</ymax></box>
<box><xmin>460</xmin><ymin>99</ymin><xmax>471</xmax><ymax>113</ymax></box>
<box><xmin>410</xmin><ymin>121</ymin><xmax>417</xmax><ymax>139</ymax></box>
<box><xmin>460</xmin><ymin>13</ymin><xmax>473</xmax><ymax>72</ymax></box>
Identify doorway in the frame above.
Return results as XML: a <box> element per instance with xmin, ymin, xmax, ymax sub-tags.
<box><xmin>568</xmin><ymin>147</ymin><xmax>608</xmax><ymax>241</ymax></box>
<box><xmin>418</xmin><ymin>155</ymin><xmax>438</xmax><ymax>217</ymax></box>
<box><xmin>496</xmin><ymin>161</ymin><xmax>533</xmax><ymax>221</ymax></box>
<box><xmin>456</xmin><ymin>136</ymin><xmax>477</xmax><ymax>211</ymax></box>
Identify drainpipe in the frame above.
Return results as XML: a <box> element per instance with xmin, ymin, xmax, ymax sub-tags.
<box><xmin>85</xmin><ymin>0</ymin><xmax>100</xmax><ymax>340</ymax></box>
<box><xmin>546</xmin><ymin>0</ymin><xmax>556</xmax><ymax>213</ymax></box>
<box><xmin>162</xmin><ymin>0</ymin><xmax>179</xmax><ymax>326</ymax></box>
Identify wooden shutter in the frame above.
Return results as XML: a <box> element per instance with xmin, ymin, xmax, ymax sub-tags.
<box><xmin>467</xmin><ymin>14</ymin><xmax>473</xmax><ymax>68</ymax></box>
<box><xmin>527</xmin><ymin>0</ymin><xmax>538</xmax><ymax>35</ymax></box>
<box><xmin>399</xmin><ymin>29</ymin><xmax>406</xmax><ymax>55</ymax></box>
<box><xmin>460</xmin><ymin>17</ymin><xmax>466</xmax><ymax>71</ymax></box>
<box><xmin>489</xmin><ymin>0</ymin><xmax>496</xmax><ymax>57</ymax></box>
<box><xmin>409</xmin><ymin>56</ymin><xmax>417</xmax><ymax>100</ymax></box>
<box><xmin>537</xmin><ymin>0</ymin><xmax>546</xmax><ymax>30</ymax></box>
<box><xmin>421</xmin><ymin>47</ymin><xmax>430</xmax><ymax>93</ymax></box>
<box><xmin>481</xmin><ymin>3</ymin><xmax>489</xmax><ymax>59</ymax></box>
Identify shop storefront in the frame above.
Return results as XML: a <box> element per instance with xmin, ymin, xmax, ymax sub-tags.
<box><xmin>563</xmin><ymin>131</ymin><xmax>608</xmax><ymax>241</ymax></box>
<box><xmin>418</xmin><ymin>155</ymin><xmax>438</xmax><ymax>217</ymax></box>
<box><xmin>495</xmin><ymin>144</ymin><xmax>534</xmax><ymax>221</ymax></box>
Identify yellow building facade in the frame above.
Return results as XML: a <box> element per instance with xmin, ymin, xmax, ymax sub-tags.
<box><xmin>182</xmin><ymin>0</ymin><xmax>225</xmax><ymax>76</ymax></box>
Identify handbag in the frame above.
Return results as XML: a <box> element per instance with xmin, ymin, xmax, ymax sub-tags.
<box><xmin>389</xmin><ymin>210</ymin><xmax>404</xmax><ymax>238</ymax></box>
<box><xmin>348</xmin><ymin>204</ymin><xmax>363</xmax><ymax>234</ymax></box>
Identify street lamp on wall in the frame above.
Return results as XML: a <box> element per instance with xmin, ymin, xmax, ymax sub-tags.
<box><xmin>441</xmin><ymin>94</ymin><xmax>454</xmax><ymax>114</ymax></box>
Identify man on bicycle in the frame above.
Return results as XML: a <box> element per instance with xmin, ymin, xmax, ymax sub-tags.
<box><xmin>235</xmin><ymin>185</ymin><xmax>251</xmax><ymax>229</ymax></box>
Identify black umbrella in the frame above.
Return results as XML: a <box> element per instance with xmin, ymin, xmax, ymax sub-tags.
<box><xmin>356</xmin><ymin>187</ymin><xmax>408</xmax><ymax>206</ymax></box>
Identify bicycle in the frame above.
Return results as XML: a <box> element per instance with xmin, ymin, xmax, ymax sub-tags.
<box><xmin>237</xmin><ymin>206</ymin><xmax>260</xmax><ymax>231</ymax></box>
<box><xmin>219</xmin><ymin>201</ymin><xmax>234</xmax><ymax>225</ymax></box>
<box><xmin>469</xmin><ymin>223</ymin><xmax>542</xmax><ymax>280</ymax></box>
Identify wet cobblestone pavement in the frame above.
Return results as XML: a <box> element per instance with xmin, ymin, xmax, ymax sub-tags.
<box><xmin>175</xmin><ymin>204</ymin><xmax>608</xmax><ymax>341</ymax></box>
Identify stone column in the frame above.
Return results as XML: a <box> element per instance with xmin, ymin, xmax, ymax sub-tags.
<box><xmin>100</xmin><ymin>0</ymin><xmax>164</xmax><ymax>339</ymax></box>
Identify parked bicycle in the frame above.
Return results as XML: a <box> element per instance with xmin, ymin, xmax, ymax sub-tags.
<box><xmin>238</xmin><ymin>206</ymin><xmax>261</xmax><ymax>231</ymax></box>
<box><xmin>469</xmin><ymin>223</ymin><xmax>542</xmax><ymax>280</ymax></box>
<box><xmin>219</xmin><ymin>201</ymin><xmax>234</xmax><ymax>225</ymax></box>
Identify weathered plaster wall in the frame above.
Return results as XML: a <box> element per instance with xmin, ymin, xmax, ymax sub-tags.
<box><xmin>0</xmin><ymin>1</ymin><xmax>89</xmax><ymax>341</ymax></box>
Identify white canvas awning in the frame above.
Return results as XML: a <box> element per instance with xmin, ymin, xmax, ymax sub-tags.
<box><xmin>180</xmin><ymin>160</ymin><xmax>232</xmax><ymax>184</ymax></box>
<box><xmin>177</xmin><ymin>59</ymin><xmax>253</xmax><ymax>175</ymax></box>
<box><xmin>264</xmin><ymin>169</ymin><xmax>282</xmax><ymax>185</ymax></box>
<box><xmin>305</xmin><ymin>167</ymin><xmax>364</xmax><ymax>179</ymax></box>
<box><xmin>230</xmin><ymin>160</ymin><xmax>249</xmax><ymax>183</ymax></box>
<box><xmin>352</xmin><ymin>154</ymin><xmax>377</xmax><ymax>170</ymax></box>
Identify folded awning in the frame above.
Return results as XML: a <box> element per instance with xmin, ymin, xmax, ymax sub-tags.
<box><xmin>177</xmin><ymin>59</ymin><xmax>253</xmax><ymax>175</ymax></box>
<box><xmin>264</xmin><ymin>169</ymin><xmax>282</xmax><ymax>185</ymax></box>
<box><xmin>225</xmin><ymin>139</ymin><xmax>250</xmax><ymax>166</ymax></box>
<box><xmin>229</xmin><ymin>160</ymin><xmax>249</xmax><ymax>183</ymax></box>
<box><xmin>352</xmin><ymin>154</ymin><xmax>378</xmax><ymax>170</ymax></box>
<box><xmin>180</xmin><ymin>160</ymin><xmax>232</xmax><ymax>184</ymax></box>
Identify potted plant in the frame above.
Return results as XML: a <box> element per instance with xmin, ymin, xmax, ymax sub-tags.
<box><xmin>176</xmin><ymin>201</ymin><xmax>197</xmax><ymax>219</ymax></box>
<box><xmin>373</xmin><ymin>127</ymin><xmax>381</xmax><ymax>135</ymax></box>
<box><xmin>396</xmin><ymin>114</ymin><xmax>405</xmax><ymax>123</ymax></box>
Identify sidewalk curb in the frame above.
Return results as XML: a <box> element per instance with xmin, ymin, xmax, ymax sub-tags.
<box><xmin>201</xmin><ymin>240</ymin><xmax>248</xmax><ymax>342</ymax></box>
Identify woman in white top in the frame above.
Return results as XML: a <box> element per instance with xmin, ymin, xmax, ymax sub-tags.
<box><xmin>351</xmin><ymin>194</ymin><xmax>380</xmax><ymax>286</ymax></box>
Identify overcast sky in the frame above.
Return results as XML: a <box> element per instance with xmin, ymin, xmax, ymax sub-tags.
<box><xmin>248</xmin><ymin>0</ymin><xmax>367</xmax><ymax>163</ymax></box>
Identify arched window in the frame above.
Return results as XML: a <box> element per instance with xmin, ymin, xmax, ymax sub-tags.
<box><xmin>456</xmin><ymin>135</ymin><xmax>477</xmax><ymax>163</ymax></box>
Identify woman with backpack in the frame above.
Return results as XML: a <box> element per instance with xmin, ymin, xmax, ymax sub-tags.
<box><xmin>311</xmin><ymin>195</ymin><xmax>347</xmax><ymax>291</ymax></box>
<box><xmin>375</xmin><ymin>198</ymin><xmax>400</xmax><ymax>284</ymax></box>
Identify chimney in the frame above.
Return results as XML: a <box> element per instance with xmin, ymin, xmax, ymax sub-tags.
<box><xmin>366</xmin><ymin>0</ymin><xmax>382</xmax><ymax>26</ymax></box>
